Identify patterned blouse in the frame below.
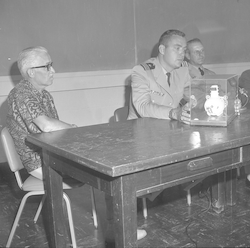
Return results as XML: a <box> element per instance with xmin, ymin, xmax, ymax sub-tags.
<box><xmin>6</xmin><ymin>80</ymin><xmax>59</xmax><ymax>173</ymax></box>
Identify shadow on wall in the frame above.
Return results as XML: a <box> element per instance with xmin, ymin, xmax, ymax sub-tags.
<box><xmin>109</xmin><ymin>44</ymin><xmax>158</xmax><ymax>124</ymax></box>
<box><xmin>0</xmin><ymin>62</ymin><xmax>21</xmax><ymax>128</ymax></box>
<box><xmin>137</xmin><ymin>43</ymin><xmax>158</xmax><ymax>64</ymax></box>
<box><xmin>0</xmin><ymin>62</ymin><xmax>20</xmax><ymax>162</ymax></box>
<box><xmin>124</xmin><ymin>76</ymin><xmax>132</xmax><ymax>107</ymax></box>
<box><xmin>108</xmin><ymin>75</ymin><xmax>131</xmax><ymax>124</ymax></box>
<box><xmin>10</xmin><ymin>61</ymin><xmax>21</xmax><ymax>87</ymax></box>
<box><xmin>151</xmin><ymin>43</ymin><xmax>158</xmax><ymax>58</ymax></box>
<box><xmin>0</xmin><ymin>101</ymin><xmax>8</xmax><ymax>128</ymax></box>
<box><xmin>110</xmin><ymin>42</ymin><xmax>159</xmax><ymax>124</ymax></box>
<box><xmin>108</xmin><ymin>40</ymin><xmax>158</xmax><ymax>123</ymax></box>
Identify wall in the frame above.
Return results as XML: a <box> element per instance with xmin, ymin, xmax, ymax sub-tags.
<box><xmin>135</xmin><ymin>0</ymin><xmax>250</xmax><ymax>64</ymax></box>
<box><xmin>1</xmin><ymin>0</ymin><xmax>250</xmax><ymax>162</ymax></box>
<box><xmin>1</xmin><ymin>0</ymin><xmax>250</xmax><ymax>76</ymax></box>
<box><xmin>0</xmin><ymin>0</ymin><xmax>135</xmax><ymax>75</ymax></box>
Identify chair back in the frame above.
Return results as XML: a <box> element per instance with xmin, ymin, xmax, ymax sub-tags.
<box><xmin>114</xmin><ymin>106</ymin><xmax>129</xmax><ymax>122</ymax></box>
<box><xmin>239</xmin><ymin>69</ymin><xmax>250</xmax><ymax>109</ymax></box>
<box><xmin>1</xmin><ymin>127</ymin><xmax>24</xmax><ymax>188</ymax></box>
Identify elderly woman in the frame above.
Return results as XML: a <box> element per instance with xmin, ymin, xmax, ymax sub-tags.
<box><xmin>6</xmin><ymin>46</ymin><xmax>76</xmax><ymax>180</ymax></box>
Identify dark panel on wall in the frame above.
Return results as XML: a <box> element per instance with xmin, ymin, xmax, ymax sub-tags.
<box><xmin>135</xmin><ymin>0</ymin><xmax>250</xmax><ymax>64</ymax></box>
<box><xmin>1</xmin><ymin>0</ymin><xmax>250</xmax><ymax>76</ymax></box>
<box><xmin>0</xmin><ymin>0</ymin><xmax>135</xmax><ymax>76</ymax></box>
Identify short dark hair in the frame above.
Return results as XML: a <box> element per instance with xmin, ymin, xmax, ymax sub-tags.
<box><xmin>159</xmin><ymin>29</ymin><xmax>185</xmax><ymax>47</ymax></box>
<box><xmin>187</xmin><ymin>38</ymin><xmax>202</xmax><ymax>46</ymax></box>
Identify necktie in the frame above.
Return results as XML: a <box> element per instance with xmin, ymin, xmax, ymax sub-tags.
<box><xmin>199</xmin><ymin>67</ymin><xmax>204</xmax><ymax>76</ymax></box>
<box><xmin>166</xmin><ymin>72</ymin><xmax>171</xmax><ymax>87</ymax></box>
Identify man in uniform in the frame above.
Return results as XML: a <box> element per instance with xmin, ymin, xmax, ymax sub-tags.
<box><xmin>108</xmin><ymin>29</ymin><xmax>191</xmax><ymax>241</ymax></box>
<box><xmin>185</xmin><ymin>38</ymin><xmax>215</xmax><ymax>78</ymax></box>
<box><xmin>128</xmin><ymin>29</ymin><xmax>191</xmax><ymax>123</ymax></box>
<box><xmin>125</xmin><ymin>30</ymin><xmax>192</xmax><ymax>239</ymax></box>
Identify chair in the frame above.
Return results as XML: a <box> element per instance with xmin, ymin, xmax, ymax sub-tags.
<box><xmin>238</xmin><ymin>70</ymin><xmax>250</xmax><ymax>180</ymax></box>
<box><xmin>114</xmin><ymin>106</ymin><xmax>130</xmax><ymax>122</ymax></box>
<box><xmin>238</xmin><ymin>69</ymin><xmax>250</xmax><ymax>110</ymax></box>
<box><xmin>1</xmin><ymin>127</ymin><xmax>98</xmax><ymax>248</ymax></box>
<box><xmin>114</xmin><ymin>106</ymin><xmax>204</xmax><ymax>207</ymax></box>
<box><xmin>114</xmin><ymin>106</ymin><xmax>148</xmax><ymax>219</ymax></box>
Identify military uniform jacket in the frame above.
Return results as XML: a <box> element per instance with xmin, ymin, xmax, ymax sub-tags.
<box><xmin>128</xmin><ymin>57</ymin><xmax>191</xmax><ymax>120</ymax></box>
<box><xmin>188</xmin><ymin>64</ymin><xmax>216</xmax><ymax>78</ymax></box>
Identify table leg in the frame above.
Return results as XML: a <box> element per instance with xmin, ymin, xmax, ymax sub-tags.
<box><xmin>211</xmin><ymin>172</ymin><xmax>225</xmax><ymax>214</ymax></box>
<box><xmin>112</xmin><ymin>175</ymin><xmax>137</xmax><ymax>248</ymax></box>
<box><xmin>42</xmin><ymin>151</ymin><xmax>68</xmax><ymax>248</ymax></box>
<box><xmin>225</xmin><ymin>168</ymin><xmax>237</xmax><ymax>206</ymax></box>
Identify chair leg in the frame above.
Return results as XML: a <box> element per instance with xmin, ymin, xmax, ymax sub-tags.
<box><xmin>142</xmin><ymin>197</ymin><xmax>147</xmax><ymax>219</ymax></box>
<box><xmin>186</xmin><ymin>189</ymin><xmax>191</xmax><ymax>206</ymax></box>
<box><xmin>6</xmin><ymin>191</ymin><xmax>41</xmax><ymax>248</ymax></box>
<box><xmin>63</xmin><ymin>193</ymin><xmax>77</xmax><ymax>248</ymax></box>
<box><xmin>90</xmin><ymin>187</ymin><xmax>98</xmax><ymax>228</ymax></box>
<box><xmin>237</xmin><ymin>167</ymin><xmax>241</xmax><ymax>178</ymax></box>
<box><xmin>184</xmin><ymin>178</ymin><xmax>204</xmax><ymax>206</ymax></box>
<box><xmin>34</xmin><ymin>194</ymin><xmax>46</xmax><ymax>223</ymax></box>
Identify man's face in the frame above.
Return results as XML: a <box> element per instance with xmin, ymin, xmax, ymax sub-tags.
<box><xmin>161</xmin><ymin>35</ymin><xmax>187</xmax><ymax>70</ymax></box>
<box><xmin>186</xmin><ymin>42</ymin><xmax>205</xmax><ymax>67</ymax></box>
<box><xmin>31</xmin><ymin>53</ymin><xmax>55</xmax><ymax>90</ymax></box>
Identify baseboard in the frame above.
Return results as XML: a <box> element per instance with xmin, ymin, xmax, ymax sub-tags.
<box><xmin>1</xmin><ymin>62</ymin><xmax>249</xmax><ymax>97</ymax></box>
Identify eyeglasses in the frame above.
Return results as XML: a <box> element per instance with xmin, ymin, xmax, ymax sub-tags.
<box><xmin>171</xmin><ymin>45</ymin><xmax>186</xmax><ymax>54</ymax></box>
<box><xmin>31</xmin><ymin>62</ymin><xmax>53</xmax><ymax>71</ymax></box>
<box><xmin>192</xmin><ymin>50</ymin><xmax>205</xmax><ymax>56</ymax></box>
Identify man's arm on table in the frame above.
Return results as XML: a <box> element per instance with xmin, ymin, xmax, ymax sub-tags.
<box><xmin>33</xmin><ymin>115</ymin><xmax>76</xmax><ymax>132</ymax></box>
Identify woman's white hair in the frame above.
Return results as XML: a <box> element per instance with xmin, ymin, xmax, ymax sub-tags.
<box><xmin>17</xmin><ymin>46</ymin><xmax>49</xmax><ymax>78</ymax></box>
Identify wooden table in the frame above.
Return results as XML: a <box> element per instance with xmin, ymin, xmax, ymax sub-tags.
<box><xmin>27</xmin><ymin>112</ymin><xmax>250</xmax><ymax>248</ymax></box>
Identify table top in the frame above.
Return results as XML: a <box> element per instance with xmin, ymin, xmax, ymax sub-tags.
<box><xmin>27</xmin><ymin>111</ymin><xmax>250</xmax><ymax>177</ymax></box>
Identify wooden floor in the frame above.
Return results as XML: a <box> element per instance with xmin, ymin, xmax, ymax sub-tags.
<box><xmin>1</xmin><ymin>162</ymin><xmax>250</xmax><ymax>248</ymax></box>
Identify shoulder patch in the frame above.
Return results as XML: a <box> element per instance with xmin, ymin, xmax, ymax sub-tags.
<box><xmin>140</xmin><ymin>62</ymin><xmax>155</xmax><ymax>70</ymax></box>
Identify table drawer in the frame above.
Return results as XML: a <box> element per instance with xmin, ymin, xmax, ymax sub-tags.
<box><xmin>136</xmin><ymin>148</ymin><xmax>241</xmax><ymax>196</ymax></box>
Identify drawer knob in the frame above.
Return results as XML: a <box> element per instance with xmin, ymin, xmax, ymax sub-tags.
<box><xmin>187</xmin><ymin>157</ymin><xmax>213</xmax><ymax>171</ymax></box>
